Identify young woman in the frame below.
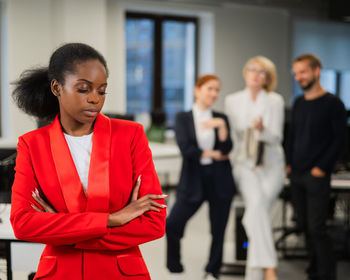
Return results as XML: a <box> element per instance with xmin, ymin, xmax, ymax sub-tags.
<box><xmin>166</xmin><ymin>74</ymin><xmax>236</xmax><ymax>280</ymax></box>
<box><xmin>10</xmin><ymin>43</ymin><xmax>167</xmax><ymax>280</ymax></box>
<box><xmin>225</xmin><ymin>56</ymin><xmax>285</xmax><ymax>280</ymax></box>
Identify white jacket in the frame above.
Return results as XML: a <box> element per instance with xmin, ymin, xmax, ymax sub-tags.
<box><xmin>224</xmin><ymin>88</ymin><xmax>285</xmax><ymax>169</ymax></box>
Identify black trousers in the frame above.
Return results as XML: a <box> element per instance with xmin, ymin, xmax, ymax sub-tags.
<box><xmin>290</xmin><ymin>172</ymin><xmax>336</xmax><ymax>280</ymax></box>
<box><xmin>166</xmin><ymin>165</ymin><xmax>232</xmax><ymax>277</ymax></box>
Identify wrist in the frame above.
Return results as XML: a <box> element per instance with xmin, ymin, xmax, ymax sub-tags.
<box><xmin>107</xmin><ymin>213</ymin><xmax>123</xmax><ymax>227</ymax></box>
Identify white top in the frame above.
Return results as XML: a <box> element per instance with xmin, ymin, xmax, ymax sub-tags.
<box><xmin>225</xmin><ymin>89</ymin><xmax>285</xmax><ymax>168</ymax></box>
<box><xmin>64</xmin><ymin>133</ymin><xmax>93</xmax><ymax>192</ymax></box>
<box><xmin>192</xmin><ymin>104</ymin><xmax>215</xmax><ymax>165</ymax></box>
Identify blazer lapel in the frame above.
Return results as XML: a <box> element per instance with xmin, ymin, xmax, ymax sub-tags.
<box><xmin>49</xmin><ymin>116</ymin><xmax>86</xmax><ymax>213</ymax></box>
<box><xmin>212</xmin><ymin>111</ymin><xmax>220</xmax><ymax>145</ymax></box>
<box><xmin>188</xmin><ymin>111</ymin><xmax>198</xmax><ymax>146</ymax></box>
<box><xmin>86</xmin><ymin>114</ymin><xmax>110</xmax><ymax>212</ymax></box>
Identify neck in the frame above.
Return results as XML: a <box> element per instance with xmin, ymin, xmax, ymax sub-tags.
<box><xmin>195</xmin><ymin>102</ymin><xmax>210</xmax><ymax>111</ymax></box>
<box><xmin>304</xmin><ymin>82</ymin><xmax>327</xmax><ymax>100</ymax></box>
<box><xmin>248</xmin><ymin>87</ymin><xmax>262</xmax><ymax>101</ymax></box>
<box><xmin>60</xmin><ymin>116</ymin><xmax>95</xmax><ymax>136</ymax></box>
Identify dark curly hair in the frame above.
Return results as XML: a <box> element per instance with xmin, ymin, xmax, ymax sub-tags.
<box><xmin>12</xmin><ymin>43</ymin><xmax>109</xmax><ymax>121</ymax></box>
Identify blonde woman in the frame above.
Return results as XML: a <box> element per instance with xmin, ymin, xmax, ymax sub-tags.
<box><xmin>224</xmin><ymin>56</ymin><xmax>285</xmax><ymax>280</ymax></box>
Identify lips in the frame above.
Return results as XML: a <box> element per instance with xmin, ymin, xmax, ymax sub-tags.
<box><xmin>83</xmin><ymin>109</ymin><xmax>99</xmax><ymax>117</ymax></box>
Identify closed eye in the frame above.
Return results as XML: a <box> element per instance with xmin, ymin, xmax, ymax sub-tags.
<box><xmin>77</xmin><ymin>89</ymin><xmax>89</xmax><ymax>93</ymax></box>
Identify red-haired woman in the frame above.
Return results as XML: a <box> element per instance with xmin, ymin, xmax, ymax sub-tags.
<box><xmin>166</xmin><ymin>74</ymin><xmax>236</xmax><ymax>280</ymax></box>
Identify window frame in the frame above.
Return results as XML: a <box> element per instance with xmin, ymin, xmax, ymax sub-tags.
<box><xmin>126</xmin><ymin>12</ymin><xmax>198</xmax><ymax>127</ymax></box>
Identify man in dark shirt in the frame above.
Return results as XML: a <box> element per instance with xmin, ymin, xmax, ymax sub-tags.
<box><xmin>286</xmin><ymin>54</ymin><xmax>347</xmax><ymax>280</ymax></box>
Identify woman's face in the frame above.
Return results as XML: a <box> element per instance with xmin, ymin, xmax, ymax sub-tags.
<box><xmin>52</xmin><ymin>59</ymin><xmax>107</xmax><ymax>133</ymax></box>
<box><xmin>194</xmin><ymin>79</ymin><xmax>220</xmax><ymax>109</ymax></box>
<box><xmin>244</xmin><ymin>61</ymin><xmax>267</xmax><ymax>91</ymax></box>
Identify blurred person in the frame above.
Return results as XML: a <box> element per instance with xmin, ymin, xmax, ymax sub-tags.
<box><xmin>166</xmin><ymin>74</ymin><xmax>236</xmax><ymax>280</ymax></box>
<box><xmin>286</xmin><ymin>54</ymin><xmax>347</xmax><ymax>280</ymax></box>
<box><xmin>225</xmin><ymin>56</ymin><xmax>285</xmax><ymax>280</ymax></box>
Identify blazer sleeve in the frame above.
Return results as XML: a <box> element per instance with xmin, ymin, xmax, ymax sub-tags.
<box><xmin>175</xmin><ymin>112</ymin><xmax>203</xmax><ymax>160</ymax></box>
<box><xmin>74</xmin><ymin>125</ymin><xmax>166</xmax><ymax>251</ymax></box>
<box><xmin>286</xmin><ymin>100</ymin><xmax>297</xmax><ymax>166</ymax></box>
<box><xmin>257</xmin><ymin>95</ymin><xmax>284</xmax><ymax>145</ymax></box>
<box><xmin>215</xmin><ymin>113</ymin><xmax>233</xmax><ymax>155</ymax></box>
<box><xmin>10</xmin><ymin>137</ymin><xmax>110</xmax><ymax>246</ymax></box>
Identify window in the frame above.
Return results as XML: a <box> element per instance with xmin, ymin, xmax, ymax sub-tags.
<box><xmin>339</xmin><ymin>71</ymin><xmax>350</xmax><ymax>110</ymax></box>
<box><xmin>126</xmin><ymin>13</ymin><xmax>197</xmax><ymax>127</ymax></box>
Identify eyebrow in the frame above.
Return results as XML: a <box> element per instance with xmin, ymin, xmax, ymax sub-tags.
<box><xmin>77</xmin><ymin>79</ymin><xmax>107</xmax><ymax>87</ymax></box>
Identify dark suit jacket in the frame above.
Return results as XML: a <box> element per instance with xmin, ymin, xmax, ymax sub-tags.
<box><xmin>175</xmin><ymin>111</ymin><xmax>236</xmax><ymax>203</ymax></box>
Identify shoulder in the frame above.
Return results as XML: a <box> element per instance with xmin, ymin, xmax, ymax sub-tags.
<box><xmin>109</xmin><ymin>118</ymin><xmax>145</xmax><ymax>138</ymax></box>
<box><xmin>176</xmin><ymin>111</ymin><xmax>191</xmax><ymax>121</ymax></box>
<box><xmin>325</xmin><ymin>93</ymin><xmax>343</xmax><ymax>104</ymax></box>
<box><xmin>19</xmin><ymin>121</ymin><xmax>53</xmax><ymax>145</ymax></box>
<box><xmin>225</xmin><ymin>90</ymin><xmax>245</xmax><ymax>103</ymax></box>
<box><xmin>213</xmin><ymin>111</ymin><xmax>229</xmax><ymax>120</ymax></box>
<box><xmin>110</xmin><ymin>117</ymin><xmax>141</xmax><ymax>130</ymax></box>
<box><xmin>292</xmin><ymin>95</ymin><xmax>304</xmax><ymax>108</ymax></box>
<box><xmin>324</xmin><ymin>93</ymin><xmax>346</xmax><ymax>113</ymax></box>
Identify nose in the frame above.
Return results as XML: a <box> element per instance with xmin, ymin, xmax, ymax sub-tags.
<box><xmin>294</xmin><ymin>74</ymin><xmax>301</xmax><ymax>82</ymax></box>
<box><xmin>87</xmin><ymin>90</ymin><xmax>100</xmax><ymax>104</ymax></box>
<box><xmin>211</xmin><ymin>90</ymin><xmax>219</xmax><ymax>99</ymax></box>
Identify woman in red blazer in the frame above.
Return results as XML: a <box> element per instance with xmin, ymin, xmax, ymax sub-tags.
<box><xmin>10</xmin><ymin>43</ymin><xmax>166</xmax><ymax>280</ymax></box>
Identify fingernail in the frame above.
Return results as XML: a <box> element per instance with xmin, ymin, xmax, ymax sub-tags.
<box><xmin>35</xmin><ymin>188</ymin><xmax>39</xmax><ymax>195</ymax></box>
<box><xmin>161</xmin><ymin>205</ymin><xmax>167</xmax><ymax>208</ymax></box>
<box><xmin>137</xmin><ymin>175</ymin><xmax>142</xmax><ymax>182</ymax></box>
<box><xmin>160</xmin><ymin>194</ymin><xmax>168</xmax><ymax>198</ymax></box>
<box><xmin>32</xmin><ymin>191</ymin><xmax>36</xmax><ymax>197</ymax></box>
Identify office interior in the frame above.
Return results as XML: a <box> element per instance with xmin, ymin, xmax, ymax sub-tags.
<box><xmin>0</xmin><ymin>0</ymin><xmax>349</xmax><ymax>279</ymax></box>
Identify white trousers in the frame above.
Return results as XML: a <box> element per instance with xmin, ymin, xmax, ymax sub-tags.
<box><xmin>234</xmin><ymin>164</ymin><xmax>284</xmax><ymax>280</ymax></box>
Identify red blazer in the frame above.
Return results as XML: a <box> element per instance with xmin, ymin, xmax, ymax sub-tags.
<box><xmin>10</xmin><ymin>114</ymin><xmax>166</xmax><ymax>280</ymax></box>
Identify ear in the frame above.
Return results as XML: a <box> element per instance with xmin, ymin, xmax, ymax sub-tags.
<box><xmin>314</xmin><ymin>66</ymin><xmax>321</xmax><ymax>78</ymax></box>
<box><xmin>51</xmin><ymin>79</ymin><xmax>61</xmax><ymax>97</ymax></box>
<box><xmin>194</xmin><ymin>86</ymin><xmax>200</xmax><ymax>99</ymax></box>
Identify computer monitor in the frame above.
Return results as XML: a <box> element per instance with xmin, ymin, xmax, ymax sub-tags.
<box><xmin>0</xmin><ymin>149</ymin><xmax>17</xmax><ymax>203</ymax></box>
<box><xmin>104</xmin><ymin>113</ymin><xmax>135</xmax><ymax>121</ymax></box>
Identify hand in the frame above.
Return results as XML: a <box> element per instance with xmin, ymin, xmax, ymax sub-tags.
<box><xmin>107</xmin><ymin>175</ymin><xmax>167</xmax><ymax>227</ymax></box>
<box><xmin>202</xmin><ymin>118</ymin><xmax>225</xmax><ymax>129</ymax></box>
<box><xmin>216</xmin><ymin>154</ymin><xmax>230</xmax><ymax>161</ymax></box>
<box><xmin>310</xmin><ymin>167</ymin><xmax>326</xmax><ymax>177</ymax></box>
<box><xmin>202</xmin><ymin>150</ymin><xmax>222</xmax><ymax>160</ymax></box>
<box><xmin>31</xmin><ymin>188</ymin><xmax>56</xmax><ymax>213</ymax></box>
<box><xmin>252</xmin><ymin>117</ymin><xmax>263</xmax><ymax>132</ymax></box>
<box><xmin>286</xmin><ymin>165</ymin><xmax>291</xmax><ymax>174</ymax></box>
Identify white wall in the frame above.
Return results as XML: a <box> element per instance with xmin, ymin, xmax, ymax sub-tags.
<box><xmin>5</xmin><ymin>0</ymin><xmax>53</xmax><ymax>142</ymax></box>
<box><xmin>213</xmin><ymin>3</ymin><xmax>291</xmax><ymax>109</ymax></box>
<box><xmin>2</xmin><ymin>0</ymin><xmax>292</xmax><ymax>140</ymax></box>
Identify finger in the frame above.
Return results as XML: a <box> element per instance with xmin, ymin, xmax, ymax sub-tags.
<box><xmin>32</xmin><ymin>191</ymin><xmax>47</xmax><ymax>206</ymax></box>
<box><xmin>32</xmin><ymin>191</ymin><xmax>55</xmax><ymax>213</ymax></box>
<box><xmin>30</xmin><ymin>203</ymin><xmax>43</xmax><ymax>212</ymax></box>
<box><xmin>131</xmin><ymin>175</ymin><xmax>141</xmax><ymax>201</ymax></box>
<box><xmin>148</xmin><ymin>206</ymin><xmax>161</xmax><ymax>213</ymax></box>
<box><xmin>143</xmin><ymin>194</ymin><xmax>168</xmax><ymax>200</ymax></box>
<box><xmin>150</xmin><ymin>201</ymin><xmax>167</xmax><ymax>209</ymax></box>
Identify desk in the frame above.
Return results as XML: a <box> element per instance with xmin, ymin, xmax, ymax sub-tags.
<box><xmin>149</xmin><ymin>142</ymin><xmax>182</xmax><ymax>188</ymax></box>
<box><xmin>0</xmin><ymin>204</ymin><xmax>44</xmax><ymax>280</ymax></box>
